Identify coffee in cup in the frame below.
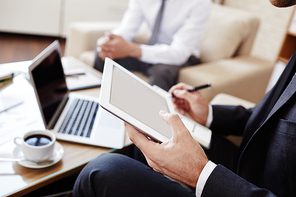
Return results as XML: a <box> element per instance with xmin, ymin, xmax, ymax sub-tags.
<box><xmin>25</xmin><ymin>134</ymin><xmax>52</xmax><ymax>146</ymax></box>
<box><xmin>14</xmin><ymin>130</ymin><xmax>56</xmax><ymax>162</ymax></box>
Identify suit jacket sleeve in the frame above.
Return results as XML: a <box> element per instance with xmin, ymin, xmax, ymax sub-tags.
<box><xmin>210</xmin><ymin>105</ymin><xmax>253</xmax><ymax>136</ymax></box>
<box><xmin>202</xmin><ymin>165</ymin><xmax>277</xmax><ymax>197</ymax></box>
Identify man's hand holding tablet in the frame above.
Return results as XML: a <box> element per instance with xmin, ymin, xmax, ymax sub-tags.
<box><xmin>125</xmin><ymin>110</ymin><xmax>209</xmax><ymax>187</ymax></box>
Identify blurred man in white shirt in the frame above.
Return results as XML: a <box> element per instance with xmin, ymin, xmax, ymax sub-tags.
<box><xmin>94</xmin><ymin>0</ymin><xmax>212</xmax><ymax>91</ymax></box>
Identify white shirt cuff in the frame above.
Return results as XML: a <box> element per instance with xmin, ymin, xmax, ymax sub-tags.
<box><xmin>195</xmin><ymin>161</ymin><xmax>217</xmax><ymax>197</ymax></box>
<box><xmin>205</xmin><ymin>104</ymin><xmax>213</xmax><ymax>128</ymax></box>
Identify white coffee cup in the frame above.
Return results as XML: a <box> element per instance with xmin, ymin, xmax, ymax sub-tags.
<box><xmin>14</xmin><ymin>130</ymin><xmax>56</xmax><ymax>162</ymax></box>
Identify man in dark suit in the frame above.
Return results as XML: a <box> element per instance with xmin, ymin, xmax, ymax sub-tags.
<box><xmin>73</xmin><ymin>0</ymin><xmax>296</xmax><ymax>196</ymax></box>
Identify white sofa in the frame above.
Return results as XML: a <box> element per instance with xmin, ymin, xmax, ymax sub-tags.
<box><xmin>65</xmin><ymin>4</ymin><xmax>274</xmax><ymax>103</ymax></box>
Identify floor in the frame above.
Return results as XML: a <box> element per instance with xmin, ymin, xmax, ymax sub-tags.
<box><xmin>0</xmin><ymin>32</ymin><xmax>65</xmax><ymax>64</ymax></box>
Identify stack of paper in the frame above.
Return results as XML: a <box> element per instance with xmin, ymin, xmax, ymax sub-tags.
<box><xmin>62</xmin><ymin>57</ymin><xmax>102</xmax><ymax>90</ymax></box>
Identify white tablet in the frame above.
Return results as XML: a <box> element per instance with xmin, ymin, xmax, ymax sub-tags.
<box><xmin>99</xmin><ymin>58</ymin><xmax>212</xmax><ymax>147</ymax></box>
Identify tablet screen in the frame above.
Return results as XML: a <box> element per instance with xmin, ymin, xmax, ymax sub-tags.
<box><xmin>110</xmin><ymin>65</ymin><xmax>172</xmax><ymax>138</ymax></box>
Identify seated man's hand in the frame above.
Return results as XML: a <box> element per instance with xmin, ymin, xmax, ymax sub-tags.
<box><xmin>126</xmin><ymin>110</ymin><xmax>209</xmax><ymax>188</ymax></box>
<box><xmin>169</xmin><ymin>83</ymin><xmax>209</xmax><ymax>126</ymax></box>
<box><xmin>96</xmin><ymin>33</ymin><xmax>112</xmax><ymax>60</ymax></box>
<box><xmin>98</xmin><ymin>34</ymin><xmax>141</xmax><ymax>60</ymax></box>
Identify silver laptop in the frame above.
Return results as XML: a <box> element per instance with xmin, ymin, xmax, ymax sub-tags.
<box><xmin>28</xmin><ymin>40</ymin><xmax>125</xmax><ymax>149</ymax></box>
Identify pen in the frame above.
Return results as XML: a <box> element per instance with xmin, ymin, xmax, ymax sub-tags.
<box><xmin>187</xmin><ymin>83</ymin><xmax>211</xmax><ymax>92</ymax></box>
<box><xmin>172</xmin><ymin>83</ymin><xmax>211</xmax><ymax>97</ymax></box>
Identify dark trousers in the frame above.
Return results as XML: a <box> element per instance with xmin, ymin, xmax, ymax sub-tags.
<box><xmin>94</xmin><ymin>50</ymin><xmax>201</xmax><ymax>91</ymax></box>
<box><xmin>73</xmin><ymin>134</ymin><xmax>238</xmax><ymax>197</ymax></box>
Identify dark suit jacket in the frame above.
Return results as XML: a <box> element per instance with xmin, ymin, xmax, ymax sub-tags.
<box><xmin>202</xmin><ymin>50</ymin><xmax>296</xmax><ymax>197</ymax></box>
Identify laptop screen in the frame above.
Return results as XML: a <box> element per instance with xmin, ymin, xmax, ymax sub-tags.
<box><xmin>31</xmin><ymin>47</ymin><xmax>68</xmax><ymax>126</ymax></box>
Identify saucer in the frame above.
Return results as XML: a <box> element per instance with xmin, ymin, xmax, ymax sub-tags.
<box><xmin>12</xmin><ymin>142</ymin><xmax>64</xmax><ymax>169</ymax></box>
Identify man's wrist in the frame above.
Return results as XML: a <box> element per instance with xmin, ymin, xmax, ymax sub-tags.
<box><xmin>129</xmin><ymin>43</ymin><xmax>142</xmax><ymax>59</ymax></box>
<box><xmin>196</xmin><ymin>161</ymin><xmax>217</xmax><ymax>197</ymax></box>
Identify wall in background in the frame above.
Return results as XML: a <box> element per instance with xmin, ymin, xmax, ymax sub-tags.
<box><xmin>62</xmin><ymin>0</ymin><xmax>128</xmax><ymax>36</ymax></box>
<box><xmin>224</xmin><ymin>0</ymin><xmax>294</xmax><ymax>63</ymax></box>
<box><xmin>0</xmin><ymin>0</ymin><xmax>62</xmax><ymax>36</ymax></box>
<box><xmin>0</xmin><ymin>0</ymin><xmax>128</xmax><ymax>37</ymax></box>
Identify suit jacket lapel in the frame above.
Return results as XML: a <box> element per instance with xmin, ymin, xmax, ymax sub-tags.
<box><xmin>264</xmin><ymin>74</ymin><xmax>296</xmax><ymax>122</ymax></box>
<box><xmin>238</xmin><ymin>74</ymin><xmax>296</xmax><ymax>173</ymax></box>
<box><xmin>238</xmin><ymin>48</ymin><xmax>296</xmax><ymax>164</ymax></box>
<box><xmin>240</xmin><ymin>55</ymin><xmax>296</xmax><ymax>149</ymax></box>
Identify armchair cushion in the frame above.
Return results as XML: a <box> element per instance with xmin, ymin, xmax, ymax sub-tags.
<box><xmin>199</xmin><ymin>4</ymin><xmax>259</xmax><ymax>63</ymax></box>
<box><xmin>178</xmin><ymin>55</ymin><xmax>273</xmax><ymax>103</ymax></box>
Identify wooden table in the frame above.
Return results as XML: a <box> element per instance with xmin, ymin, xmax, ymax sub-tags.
<box><xmin>0</xmin><ymin>59</ymin><xmax>131</xmax><ymax>196</ymax></box>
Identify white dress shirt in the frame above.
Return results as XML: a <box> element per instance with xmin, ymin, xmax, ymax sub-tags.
<box><xmin>112</xmin><ymin>0</ymin><xmax>212</xmax><ymax>65</ymax></box>
<box><xmin>195</xmin><ymin>104</ymin><xmax>216</xmax><ymax>197</ymax></box>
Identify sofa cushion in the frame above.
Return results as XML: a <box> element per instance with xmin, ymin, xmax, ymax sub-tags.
<box><xmin>178</xmin><ymin>56</ymin><xmax>273</xmax><ymax>103</ymax></box>
<box><xmin>199</xmin><ymin>4</ymin><xmax>259</xmax><ymax>63</ymax></box>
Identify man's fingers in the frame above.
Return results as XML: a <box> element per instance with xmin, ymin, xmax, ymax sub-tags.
<box><xmin>173</xmin><ymin>89</ymin><xmax>199</xmax><ymax>106</ymax></box>
<box><xmin>173</xmin><ymin>89</ymin><xmax>189</xmax><ymax>99</ymax></box>
<box><xmin>125</xmin><ymin>123</ymin><xmax>156</xmax><ymax>151</ymax></box>
<box><xmin>101</xmin><ymin>43</ymin><xmax>111</xmax><ymax>51</ymax></box>
<box><xmin>159</xmin><ymin>111</ymin><xmax>187</xmax><ymax>140</ymax></box>
<box><xmin>169</xmin><ymin>83</ymin><xmax>193</xmax><ymax>94</ymax></box>
<box><xmin>108</xmin><ymin>33</ymin><xmax>118</xmax><ymax>40</ymax></box>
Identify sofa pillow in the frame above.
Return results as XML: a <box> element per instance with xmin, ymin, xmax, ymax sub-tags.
<box><xmin>199</xmin><ymin>4</ymin><xmax>258</xmax><ymax>62</ymax></box>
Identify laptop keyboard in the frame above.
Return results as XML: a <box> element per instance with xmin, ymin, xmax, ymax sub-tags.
<box><xmin>58</xmin><ymin>98</ymin><xmax>99</xmax><ymax>138</ymax></box>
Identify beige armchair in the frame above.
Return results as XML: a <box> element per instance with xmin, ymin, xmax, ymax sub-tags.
<box><xmin>65</xmin><ymin>4</ymin><xmax>274</xmax><ymax>103</ymax></box>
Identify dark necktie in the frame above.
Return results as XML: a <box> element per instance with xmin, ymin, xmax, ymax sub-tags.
<box><xmin>148</xmin><ymin>0</ymin><xmax>166</xmax><ymax>45</ymax></box>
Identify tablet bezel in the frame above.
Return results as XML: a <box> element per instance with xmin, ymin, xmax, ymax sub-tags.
<box><xmin>99</xmin><ymin>58</ymin><xmax>175</xmax><ymax>143</ymax></box>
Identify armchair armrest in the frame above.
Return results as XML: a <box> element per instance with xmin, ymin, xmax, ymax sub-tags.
<box><xmin>64</xmin><ymin>21</ymin><xmax>120</xmax><ymax>59</ymax></box>
<box><xmin>210</xmin><ymin>93</ymin><xmax>255</xmax><ymax>108</ymax></box>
